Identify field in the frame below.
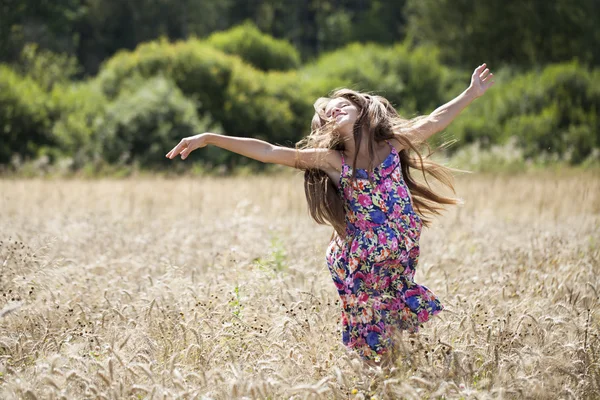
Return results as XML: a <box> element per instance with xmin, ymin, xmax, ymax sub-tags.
<box><xmin>0</xmin><ymin>171</ymin><xmax>599</xmax><ymax>399</ymax></box>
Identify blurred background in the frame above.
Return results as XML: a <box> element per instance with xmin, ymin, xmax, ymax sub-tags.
<box><xmin>1</xmin><ymin>0</ymin><xmax>599</xmax><ymax>177</ymax></box>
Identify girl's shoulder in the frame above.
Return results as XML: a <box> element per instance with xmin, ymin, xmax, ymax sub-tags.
<box><xmin>387</xmin><ymin>136</ymin><xmax>409</xmax><ymax>153</ymax></box>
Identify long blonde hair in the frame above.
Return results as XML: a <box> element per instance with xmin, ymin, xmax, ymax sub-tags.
<box><xmin>296</xmin><ymin>88</ymin><xmax>463</xmax><ymax>238</ymax></box>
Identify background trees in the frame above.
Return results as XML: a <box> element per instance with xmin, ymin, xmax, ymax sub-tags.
<box><xmin>4</xmin><ymin>0</ymin><xmax>595</xmax><ymax>77</ymax></box>
<box><xmin>1</xmin><ymin>0</ymin><xmax>598</xmax><ymax>173</ymax></box>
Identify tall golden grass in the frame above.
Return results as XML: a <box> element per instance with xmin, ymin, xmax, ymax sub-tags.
<box><xmin>0</xmin><ymin>171</ymin><xmax>599</xmax><ymax>399</ymax></box>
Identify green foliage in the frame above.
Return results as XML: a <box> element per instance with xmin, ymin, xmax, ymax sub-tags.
<box><xmin>0</xmin><ymin>0</ymin><xmax>84</xmax><ymax>63</ymax></box>
<box><xmin>269</xmin><ymin>235</ymin><xmax>288</xmax><ymax>272</ymax></box>
<box><xmin>223</xmin><ymin>68</ymin><xmax>308</xmax><ymax>145</ymax></box>
<box><xmin>97</xmin><ymin>38</ymin><xmax>235</xmax><ymax>114</ymax></box>
<box><xmin>0</xmin><ymin>65</ymin><xmax>52</xmax><ymax>164</ymax></box>
<box><xmin>405</xmin><ymin>0</ymin><xmax>599</xmax><ymax>68</ymax></box>
<box><xmin>97</xmin><ymin>36</ymin><xmax>311</xmax><ymax>167</ymax></box>
<box><xmin>349</xmin><ymin>0</ymin><xmax>407</xmax><ymax>45</ymax></box>
<box><xmin>48</xmin><ymin>80</ymin><xmax>108</xmax><ymax>169</ymax></box>
<box><xmin>300</xmin><ymin>42</ymin><xmax>456</xmax><ymax>115</ymax></box>
<box><xmin>252</xmin><ymin>234</ymin><xmax>288</xmax><ymax>275</ymax></box>
<box><xmin>95</xmin><ymin>75</ymin><xmax>210</xmax><ymax>168</ymax></box>
<box><xmin>206</xmin><ymin>22</ymin><xmax>301</xmax><ymax>71</ymax></box>
<box><xmin>2</xmin><ymin>0</ymin><xmax>598</xmax><ymax>80</ymax></box>
<box><xmin>16</xmin><ymin>43</ymin><xmax>81</xmax><ymax>91</ymax></box>
<box><xmin>448</xmin><ymin>62</ymin><xmax>600</xmax><ymax>164</ymax></box>
<box><xmin>1</xmin><ymin>24</ymin><xmax>599</xmax><ymax>175</ymax></box>
<box><xmin>228</xmin><ymin>284</ymin><xmax>243</xmax><ymax>317</ymax></box>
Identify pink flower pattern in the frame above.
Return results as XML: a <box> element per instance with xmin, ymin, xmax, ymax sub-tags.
<box><xmin>326</xmin><ymin>140</ymin><xmax>444</xmax><ymax>361</ymax></box>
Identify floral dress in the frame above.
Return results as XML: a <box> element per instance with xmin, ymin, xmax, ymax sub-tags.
<box><xmin>325</xmin><ymin>140</ymin><xmax>444</xmax><ymax>361</ymax></box>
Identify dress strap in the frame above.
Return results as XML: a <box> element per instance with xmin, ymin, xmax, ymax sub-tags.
<box><xmin>338</xmin><ymin>150</ymin><xmax>352</xmax><ymax>184</ymax></box>
<box><xmin>385</xmin><ymin>139</ymin><xmax>398</xmax><ymax>156</ymax></box>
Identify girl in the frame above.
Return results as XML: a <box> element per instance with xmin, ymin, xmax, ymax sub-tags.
<box><xmin>166</xmin><ymin>63</ymin><xmax>494</xmax><ymax>368</ymax></box>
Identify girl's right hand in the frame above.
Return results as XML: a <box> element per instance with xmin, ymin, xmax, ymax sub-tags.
<box><xmin>165</xmin><ymin>133</ymin><xmax>210</xmax><ymax>160</ymax></box>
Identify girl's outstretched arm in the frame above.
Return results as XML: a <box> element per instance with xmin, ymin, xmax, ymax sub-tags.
<box><xmin>166</xmin><ymin>133</ymin><xmax>339</xmax><ymax>171</ymax></box>
<box><xmin>406</xmin><ymin>63</ymin><xmax>495</xmax><ymax>145</ymax></box>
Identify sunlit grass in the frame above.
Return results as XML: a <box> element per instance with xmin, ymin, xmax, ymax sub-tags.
<box><xmin>0</xmin><ymin>171</ymin><xmax>598</xmax><ymax>398</ymax></box>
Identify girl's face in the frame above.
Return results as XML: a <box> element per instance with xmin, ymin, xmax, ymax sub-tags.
<box><xmin>324</xmin><ymin>97</ymin><xmax>359</xmax><ymax>139</ymax></box>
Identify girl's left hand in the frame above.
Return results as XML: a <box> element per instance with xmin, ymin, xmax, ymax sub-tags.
<box><xmin>470</xmin><ymin>63</ymin><xmax>495</xmax><ymax>98</ymax></box>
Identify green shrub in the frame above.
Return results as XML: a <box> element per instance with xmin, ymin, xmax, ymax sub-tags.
<box><xmin>206</xmin><ymin>22</ymin><xmax>301</xmax><ymax>71</ymax></box>
<box><xmin>97</xmin><ymin>38</ymin><xmax>236</xmax><ymax>116</ymax></box>
<box><xmin>299</xmin><ymin>42</ymin><xmax>456</xmax><ymax>116</ymax></box>
<box><xmin>223</xmin><ymin>68</ymin><xmax>305</xmax><ymax>145</ymax></box>
<box><xmin>48</xmin><ymin>80</ymin><xmax>109</xmax><ymax>169</ymax></box>
<box><xmin>0</xmin><ymin>65</ymin><xmax>52</xmax><ymax>164</ymax></box>
<box><xmin>96</xmin><ymin>37</ymin><xmax>307</xmax><ymax>168</ymax></box>
<box><xmin>16</xmin><ymin>43</ymin><xmax>81</xmax><ymax>91</ymax></box>
<box><xmin>95</xmin><ymin>75</ymin><xmax>213</xmax><ymax>168</ymax></box>
<box><xmin>95</xmin><ymin>38</ymin><xmax>460</xmax><ymax>169</ymax></box>
<box><xmin>448</xmin><ymin>62</ymin><xmax>600</xmax><ymax>164</ymax></box>
<box><xmin>6</xmin><ymin>35</ymin><xmax>592</xmax><ymax>174</ymax></box>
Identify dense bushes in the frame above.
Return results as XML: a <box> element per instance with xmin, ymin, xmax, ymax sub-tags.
<box><xmin>48</xmin><ymin>80</ymin><xmax>108</xmax><ymax>168</ymax></box>
<box><xmin>97</xmin><ymin>38</ymin><xmax>235</xmax><ymax>115</ymax></box>
<box><xmin>1</xmin><ymin>23</ymin><xmax>598</xmax><ymax>174</ymax></box>
<box><xmin>0</xmin><ymin>66</ymin><xmax>52</xmax><ymax>164</ymax></box>
<box><xmin>96</xmin><ymin>76</ymin><xmax>212</xmax><ymax>168</ymax></box>
<box><xmin>96</xmin><ymin>34</ymin><xmax>314</xmax><ymax>162</ymax></box>
<box><xmin>300</xmin><ymin>42</ymin><xmax>460</xmax><ymax>116</ymax></box>
<box><xmin>448</xmin><ymin>62</ymin><xmax>600</xmax><ymax>164</ymax></box>
<box><xmin>16</xmin><ymin>43</ymin><xmax>81</xmax><ymax>91</ymax></box>
<box><xmin>206</xmin><ymin>22</ymin><xmax>301</xmax><ymax>71</ymax></box>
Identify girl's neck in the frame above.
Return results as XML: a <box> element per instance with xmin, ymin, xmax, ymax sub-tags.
<box><xmin>342</xmin><ymin>131</ymin><xmax>387</xmax><ymax>160</ymax></box>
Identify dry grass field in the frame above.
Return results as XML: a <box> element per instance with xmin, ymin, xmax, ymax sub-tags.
<box><xmin>0</xmin><ymin>171</ymin><xmax>599</xmax><ymax>399</ymax></box>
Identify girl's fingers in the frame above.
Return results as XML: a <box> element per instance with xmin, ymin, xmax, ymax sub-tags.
<box><xmin>180</xmin><ymin>143</ymin><xmax>192</xmax><ymax>159</ymax></box>
<box><xmin>167</xmin><ymin>144</ymin><xmax>179</xmax><ymax>158</ymax></box>
<box><xmin>483</xmin><ymin>79</ymin><xmax>495</xmax><ymax>90</ymax></box>
<box><xmin>482</xmin><ymin>73</ymin><xmax>494</xmax><ymax>82</ymax></box>
<box><xmin>473</xmin><ymin>64</ymin><xmax>487</xmax><ymax>81</ymax></box>
<box><xmin>166</xmin><ymin>141</ymin><xmax>188</xmax><ymax>159</ymax></box>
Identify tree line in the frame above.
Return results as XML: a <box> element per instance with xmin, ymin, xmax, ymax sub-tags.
<box><xmin>2</xmin><ymin>0</ymin><xmax>597</xmax><ymax>76</ymax></box>
<box><xmin>0</xmin><ymin>1</ymin><xmax>598</xmax><ymax>174</ymax></box>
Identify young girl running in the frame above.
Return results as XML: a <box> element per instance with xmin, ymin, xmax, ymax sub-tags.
<box><xmin>166</xmin><ymin>63</ymin><xmax>494</xmax><ymax>367</ymax></box>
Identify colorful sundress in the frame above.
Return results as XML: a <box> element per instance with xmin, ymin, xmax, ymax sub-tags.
<box><xmin>325</xmin><ymin>140</ymin><xmax>444</xmax><ymax>361</ymax></box>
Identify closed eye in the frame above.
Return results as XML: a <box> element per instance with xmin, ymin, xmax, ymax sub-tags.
<box><xmin>326</xmin><ymin>103</ymin><xmax>348</xmax><ymax>118</ymax></box>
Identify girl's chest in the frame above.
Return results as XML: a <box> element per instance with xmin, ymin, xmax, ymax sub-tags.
<box><xmin>341</xmin><ymin>172</ymin><xmax>413</xmax><ymax>205</ymax></box>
